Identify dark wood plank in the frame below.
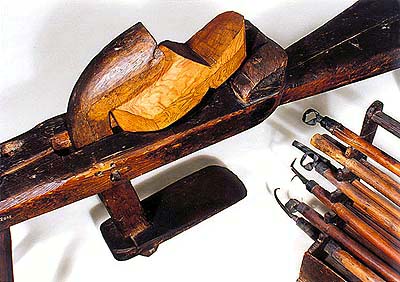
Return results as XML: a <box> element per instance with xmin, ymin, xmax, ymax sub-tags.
<box><xmin>0</xmin><ymin>83</ymin><xmax>277</xmax><ymax>230</ymax></box>
<box><xmin>0</xmin><ymin>21</ymin><xmax>283</xmax><ymax>230</ymax></box>
<box><xmin>100</xmin><ymin>166</ymin><xmax>247</xmax><ymax>260</ymax></box>
<box><xmin>282</xmin><ymin>0</ymin><xmax>400</xmax><ymax>104</ymax></box>
<box><xmin>99</xmin><ymin>181</ymin><xmax>150</xmax><ymax>238</ymax></box>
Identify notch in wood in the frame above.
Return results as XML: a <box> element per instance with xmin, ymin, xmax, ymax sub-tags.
<box><xmin>100</xmin><ymin>166</ymin><xmax>247</xmax><ymax>260</ymax></box>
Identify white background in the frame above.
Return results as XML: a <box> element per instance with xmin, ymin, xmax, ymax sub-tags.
<box><xmin>1</xmin><ymin>0</ymin><xmax>399</xmax><ymax>281</ymax></box>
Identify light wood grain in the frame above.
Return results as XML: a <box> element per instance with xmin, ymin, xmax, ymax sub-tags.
<box><xmin>112</xmin><ymin>11</ymin><xmax>246</xmax><ymax>132</ymax></box>
<box><xmin>67</xmin><ymin>11</ymin><xmax>245</xmax><ymax>147</ymax></box>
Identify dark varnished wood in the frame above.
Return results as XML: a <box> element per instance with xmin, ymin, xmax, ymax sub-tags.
<box><xmin>298</xmin><ymin>247</ymin><xmax>346</xmax><ymax>282</ymax></box>
<box><xmin>293</xmin><ymin>202</ymin><xmax>400</xmax><ymax>281</ymax></box>
<box><xmin>67</xmin><ymin>12</ymin><xmax>246</xmax><ymax>147</ymax></box>
<box><xmin>0</xmin><ymin>83</ymin><xmax>275</xmax><ymax>230</ymax></box>
<box><xmin>99</xmin><ymin>180</ymin><xmax>150</xmax><ymax>239</ymax></box>
<box><xmin>101</xmin><ymin>166</ymin><xmax>247</xmax><ymax>260</ymax></box>
<box><xmin>282</xmin><ymin>0</ymin><xmax>400</xmax><ymax>104</ymax></box>
<box><xmin>0</xmin><ymin>1</ymin><xmax>400</xmax><ymax>273</ymax></box>
<box><xmin>230</xmin><ymin>24</ymin><xmax>287</xmax><ymax>105</ymax></box>
<box><xmin>0</xmin><ymin>21</ymin><xmax>282</xmax><ymax>230</ymax></box>
<box><xmin>0</xmin><ymin>229</ymin><xmax>13</xmax><ymax>282</ymax></box>
<box><xmin>67</xmin><ymin>12</ymin><xmax>247</xmax><ymax>241</ymax></box>
<box><xmin>66</xmin><ymin>23</ymin><xmax>162</xmax><ymax>148</ymax></box>
<box><xmin>2</xmin><ymin>0</ymin><xmax>400</xmax><ymax>232</ymax></box>
<box><xmin>360</xmin><ymin>101</ymin><xmax>384</xmax><ymax>143</ymax></box>
<box><xmin>0</xmin><ymin>179</ymin><xmax>12</xmax><ymax>282</ymax></box>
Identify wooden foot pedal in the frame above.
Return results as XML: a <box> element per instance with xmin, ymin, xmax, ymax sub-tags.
<box><xmin>100</xmin><ymin>166</ymin><xmax>246</xmax><ymax>260</ymax></box>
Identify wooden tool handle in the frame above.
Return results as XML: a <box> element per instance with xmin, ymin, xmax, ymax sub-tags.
<box><xmin>332</xmin><ymin>126</ymin><xmax>400</xmax><ymax>177</ymax></box>
<box><xmin>321</xmin><ymin>167</ymin><xmax>400</xmax><ymax>241</ymax></box>
<box><xmin>311</xmin><ymin>134</ymin><xmax>400</xmax><ymax>207</ymax></box>
<box><xmin>296</xmin><ymin>202</ymin><xmax>400</xmax><ymax>282</ymax></box>
<box><xmin>324</xmin><ymin>241</ymin><xmax>385</xmax><ymax>282</ymax></box>
<box><xmin>308</xmin><ymin>183</ymin><xmax>400</xmax><ymax>268</ymax></box>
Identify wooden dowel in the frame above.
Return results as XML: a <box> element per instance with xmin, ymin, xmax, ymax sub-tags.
<box><xmin>359</xmin><ymin>158</ymin><xmax>400</xmax><ymax>192</ymax></box>
<box><xmin>308</xmin><ymin>184</ymin><xmax>400</xmax><ymax>266</ymax></box>
<box><xmin>318</xmin><ymin>134</ymin><xmax>400</xmax><ymax>218</ymax></box>
<box><xmin>311</xmin><ymin>134</ymin><xmax>400</xmax><ymax>206</ymax></box>
<box><xmin>324</xmin><ymin>241</ymin><xmax>385</xmax><ymax>282</ymax></box>
<box><xmin>294</xmin><ymin>202</ymin><xmax>400</xmax><ymax>282</ymax></box>
<box><xmin>322</xmin><ymin>168</ymin><xmax>400</xmax><ymax>240</ymax></box>
<box><xmin>329</xmin><ymin>125</ymin><xmax>400</xmax><ymax>176</ymax></box>
<box><xmin>342</xmin><ymin>225</ymin><xmax>399</xmax><ymax>269</ymax></box>
<box><xmin>347</xmin><ymin>204</ymin><xmax>400</xmax><ymax>248</ymax></box>
<box><xmin>371</xmin><ymin>110</ymin><xmax>400</xmax><ymax>139</ymax></box>
<box><xmin>0</xmin><ymin>229</ymin><xmax>13</xmax><ymax>282</ymax></box>
<box><xmin>351</xmin><ymin>179</ymin><xmax>400</xmax><ymax>220</ymax></box>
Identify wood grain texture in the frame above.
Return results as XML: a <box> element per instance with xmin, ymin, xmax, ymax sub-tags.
<box><xmin>295</xmin><ymin>202</ymin><xmax>400</xmax><ymax>282</ymax></box>
<box><xmin>230</xmin><ymin>28</ymin><xmax>287</xmax><ymax>105</ymax></box>
<box><xmin>346</xmin><ymin>203</ymin><xmax>400</xmax><ymax>259</ymax></box>
<box><xmin>281</xmin><ymin>0</ymin><xmax>400</xmax><ymax>104</ymax></box>
<box><xmin>298</xmin><ymin>251</ymin><xmax>345</xmax><ymax>282</ymax></box>
<box><xmin>360</xmin><ymin>100</ymin><xmax>383</xmax><ymax>143</ymax></box>
<box><xmin>311</xmin><ymin>134</ymin><xmax>400</xmax><ymax>207</ymax></box>
<box><xmin>101</xmin><ymin>166</ymin><xmax>247</xmax><ymax>260</ymax></box>
<box><xmin>0</xmin><ymin>173</ymin><xmax>13</xmax><ymax>282</ymax></box>
<box><xmin>1</xmin><ymin>1</ymin><xmax>400</xmax><ymax>271</ymax></box>
<box><xmin>67</xmin><ymin>11</ymin><xmax>246</xmax><ymax>147</ymax></box>
<box><xmin>359</xmin><ymin>158</ymin><xmax>400</xmax><ymax>198</ymax></box>
<box><xmin>113</xmin><ymin>12</ymin><xmax>246</xmax><ymax>132</ymax></box>
<box><xmin>321</xmin><ymin>165</ymin><xmax>400</xmax><ymax>242</ymax></box>
<box><xmin>351</xmin><ymin>177</ymin><xmax>400</xmax><ymax>220</ymax></box>
<box><xmin>331</xmin><ymin>126</ymin><xmax>400</xmax><ymax>177</ymax></box>
<box><xmin>343</xmin><ymin>224</ymin><xmax>399</xmax><ymax>270</ymax></box>
<box><xmin>67</xmin><ymin>23</ymin><xmax>163</xmax><ymax>148</ymax></box>
<box><xmin>0</xmin><ymin>21</ymin><xmax>280</xmax><ymax>231</ymax></box>
<box><xmin>309</xmin><ymin>184</ymin><xmax>400</xmax><ymax>268</ymax></box>
<box><xmin>66</xmin><ymin>11</ymin><xmax>246</xmax><ymax>241</ymax></box>
<box><xmin>0</xmin><ymin>229</ymin><xmax>13</xmax><ymax>282</ymax></box>
<box><xmin>318</xmin><ymin>131</ymin><xmax>400</xmax><ymax>219</ymax></box>
<box><xmin>325</xmin><ymin>241</ymin><xmax>385</xmax><ymax>282</ymax></box>
<box><xmin>99</xmin><ymin>180</ymin><xmax>150</xmax><ymax>239</ymax></box>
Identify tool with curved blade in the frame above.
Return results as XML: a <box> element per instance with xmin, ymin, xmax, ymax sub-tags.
<box><xmin>1</xmin><ymin>0</ymin><xmax>400</xmax><ymax>279</ymax></box>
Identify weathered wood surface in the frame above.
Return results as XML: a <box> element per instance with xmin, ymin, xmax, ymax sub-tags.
<box><xmin>360</xmin><ymin>101</ymin><xmax>383</xmax><ymax>143</ymax></box>
<box><xmin>0</xmin><ymin>21</ymin><xmax>284</xmax><ymax>230</ymax></box>
<box><xmin>67</xmin><ymin>11</ymin><xmax>246</xmax><ymax>148</ymax></box>
<box><xmin>318</xmin><ymin>131</ymin><xmax>400</xmax><ymax>219</ymax></box>
<box><xmin>351</xmin><ymin>178</ymin><xmax>400</xmax><ymax>220</ymax></box>
<box><xmin>1</xmin><ymin>0</ymin><xmax>400</xmax><ymax>245</ymax></box>
<box><xmin>298</xmin><ymin>250</ymin><xmax>346</xmax><ymax>282</ymax></box>
<box><xmin>282</xmin><ymin>0</ymin><xmax>400</xmax><ymax>104</ymax></box>
<box><xmin>307</xmin><ymin>182</ymin><xmax>400</xmax><ymax>269</ymax></box>
<box><xmin>325</xmin><ymin>120</ymin><xmax>400</xmax><ymax>178</ymax></box>
<box><xmin>113</xmin><ymin>12</ymin><xmax>246</xmax><ymax>132</ymax></box>
<box><xmin>324</xmin><ymin>241</ymin><xmax>385</xmax><ymax>282</ymax></box>
<box><xmin>311</xmin><ymin>134</ymin><xmax>400</xmax><ymax>208</ymax></box>
<box><xmin>320</xmin><ymin>164</ymin><xmax>400</xmax><ymax>246</ymax></box>
<box><xmin>99</xmin><ymin>180</ymin><xmax>150</xmax><ymax>239</ymax></box>
<box><xmin>0</xmin><ymin>175</ymin><xmax>13</xmax><ymax>282</ymax></box>
<box><xmin>101</xmin><ymin>166</ymin><xmax>247</xmax><ymax>260</ymax></box>
<box><xmin>292</xmin><ymin>201</ymin><xmax>400</xmax><ymax>282</ymax></box>
<box><xmin>67</xmin><ymin>11</ymin><xmax>247</xmax><ymax>241</ymax></box>
<box><xmin>0</xmin><ymin>229</ymin><xmax>13</xmax><ymax>282</ymax></box>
